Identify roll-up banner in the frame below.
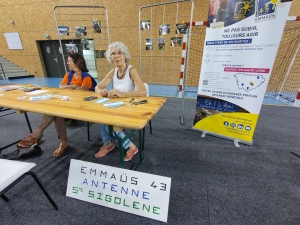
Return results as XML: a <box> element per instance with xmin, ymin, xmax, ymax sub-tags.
<box><xmin>193</xmin><ymin>0</ymin><xmax>292</xmax><ymax>145</ymax></box>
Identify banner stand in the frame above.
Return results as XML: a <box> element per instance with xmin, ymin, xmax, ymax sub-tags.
<box><xmin>193</xmin><ymin>0</ymin><xmax>292</xmax><ymax>145</ymax></box>
<box><xmin>192</xmin><ymin>128</ymin><xmax>253</xmax><ymax>146</ymax></box>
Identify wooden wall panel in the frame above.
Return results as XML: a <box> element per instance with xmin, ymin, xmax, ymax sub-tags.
<box><xmin>0</xmin><ymin>0</ymin><xmax>299</xmax><ymax>91</ymax></box>
<box><xmin>1</xmin><ymin>0</ymin><xmax>25</xmax><ymax>6</ymax></box>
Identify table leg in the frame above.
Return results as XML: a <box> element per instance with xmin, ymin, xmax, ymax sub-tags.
<box><xmin>0</xmin><ymin>112</ymin><xmax>32</xmax><ymax>154</ymax></box>
<box><xmin>107</xmin><ymin>126</ymin><xmax>145</xmax><ymax>170</ymax></box>
<box><xmin>24</xmin><ymin>112</ymin><xmax>32</xmax><ymax>133</ymax></box>
<box><xmin>108</xmin><ymin>126</ymin><xmax>125</xmax><ymax>168</ymax></box>
<box><xmin>134</xmin><ymin>129</ymin><xmax>145</xmax><ymax>171</ymax></box>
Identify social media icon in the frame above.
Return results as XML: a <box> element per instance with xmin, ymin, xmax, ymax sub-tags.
<box><xmin>237</xmin><ymin>124</ymin><xmax>244</xmax><ymax>129</ymax></box>
<box><xmin>245</xmin><ymin>126</ymin><xmax>251</xmax><ymax>131</ymax></box>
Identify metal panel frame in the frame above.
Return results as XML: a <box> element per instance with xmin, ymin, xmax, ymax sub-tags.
<box><xmin>53</xmin><ymin>5</ymin><xmax>110</xmax><ymax>74</ymax></box>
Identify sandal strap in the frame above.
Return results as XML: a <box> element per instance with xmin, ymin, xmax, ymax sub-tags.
<box><xmin>28</xmin><ymin>135</ymin><xmax>38</xmax><ymax>143</ymax></box>
<box><xmin>58</xmin><ymin>143</ymin><xmax>69</xmax><ymax>149</ymax></box>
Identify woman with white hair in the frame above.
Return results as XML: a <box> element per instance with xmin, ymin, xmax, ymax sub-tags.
<box><xmin>94</xmin><ymin>42</ymin><xmax>146</xmax><ymax>161</ymax></box>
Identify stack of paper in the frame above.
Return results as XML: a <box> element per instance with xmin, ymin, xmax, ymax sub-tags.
<box><xmin>94</xmin><ymin>98</ymin><xmax>110</xmax><ymax>104</ymax></box>
<box><xmin>103</xmin><ymin>101</ymin><xmax>125</xmax><ymax>108</ymax></box>
<box><xmin>29</xmin><ymin>94</ymin><xmax>52</xmax><ymax>101</ymax></box>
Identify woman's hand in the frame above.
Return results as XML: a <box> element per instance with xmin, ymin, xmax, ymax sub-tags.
<box><xmin>99</xmin><ymin>89</ymin><xmax>109</xmax><ymax>97</ymax></box>
<box><xmin>107</xmin><ymin>89</ymin><xmax>124</xmax><ymax>98</ymax></box>
<box><xmin>75</xmin><ymin>85</ymin><xmax>88</xmax><ymax>91</ymax></box>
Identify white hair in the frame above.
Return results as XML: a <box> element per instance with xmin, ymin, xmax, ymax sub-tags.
<box><xmin>106</xmin><ymin>42</ymin><xmax>131</xmax><ymax>63</ymax></box>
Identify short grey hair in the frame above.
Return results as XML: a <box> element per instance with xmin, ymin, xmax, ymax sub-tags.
<box><xmin>106</xmin><ymin>42</ymin><xmax>131</xmax><ymax>63</ymax></box>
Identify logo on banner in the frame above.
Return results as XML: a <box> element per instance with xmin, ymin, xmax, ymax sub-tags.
<box><xmin>234</xmin><ymin>0</ymin><xmax>254</xmax><ymax>19</ymax></box>
<box><xmin>255</xmin><ymin>0</ymin><xmax>285</xmax><ymax>22</ymax></box>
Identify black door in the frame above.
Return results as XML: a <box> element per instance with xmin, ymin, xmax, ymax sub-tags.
<box><xmin>39</xmin><ymin>40</ymin><xmax>82</xmax><ymax>78</ymax></box>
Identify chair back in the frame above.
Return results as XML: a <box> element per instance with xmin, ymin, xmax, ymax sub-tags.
<box><xmin>143</xmin><ymin>83</ymin><xmax>149</xmax><ymax>97</ymax></box>
<box><xmin>134</xmin><ymin>83</ymin><xmax>149</xmax><ymax>96</ymax></box>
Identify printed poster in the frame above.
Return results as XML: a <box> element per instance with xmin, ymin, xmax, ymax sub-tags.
<box><xmin>194</xmin><ymin>0</ymin><xmax>292</xmax><ymax>144</ymax></box>
<box><xmin>170</xmin><ymin>37</ymin><xmax>183</xmax><ymax>47</ymax></box>
<box><xmin>146</xmin><ymin>38</ymin><xmax>153</xmax><ymax>50</ymax></box>
<box><xmin>58</xmin><ymin>26</ymin><xmax>69</xmax><ymax>36</ymax></box>
<box><xmin>140</xmin><ymin>20</ymin><xmax>151</xmax><ymax>30</ymax></box>
<box><xmin>95</xmin><ymin>50</ymin><xmax>106</xmax><ymax>58</ymax></box>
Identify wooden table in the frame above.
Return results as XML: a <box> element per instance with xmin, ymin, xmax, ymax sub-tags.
<box><xmin>0</xmin><ymin>86</ymin><xmax>166</xmax><ymax>168</ymax></box>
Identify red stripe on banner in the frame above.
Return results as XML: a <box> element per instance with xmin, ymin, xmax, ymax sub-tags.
<box><xmin>185</xmin><ymin>22</ymin><xmax>196</xmax><ymax>26</ymax></box>
<box><xmin>180</xmin><ymin>72</ymin><xmax>184</xmax><ymax>78</ymax></box>
<box><xmin>181</xmin><ymin>58</ymin><xmax>185</xmax><ymax>65</ymax></box>
<box><xmin>296</xmin><ymin>16</ymin><xmax>300</xmax><ymax>21</ymax></box>
<box><xmin>296</xmin><ymin>91</ymin><xmax>300</xmax><ymax>100</ymax></box>
<box><xmin>179</xmin><ymin>85</ymin><xmax>182</xmax><ymax>91</ymax></box>
<box><xmin>182</xmin><ymin>42</ymin><xmax>186</xmax><ymax>50</ymax></box>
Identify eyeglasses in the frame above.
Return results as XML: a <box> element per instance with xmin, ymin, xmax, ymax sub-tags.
<box><xmin>133</xmin><ymin>100</ymin><xmax>147</xmax><ymax>105</ymax></box>
<box><xmin>110</xmin><ymin>51</ymin><xmax>123</xmax><ymax>56</ymax></box>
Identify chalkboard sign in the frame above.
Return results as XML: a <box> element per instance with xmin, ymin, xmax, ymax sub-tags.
<box><xmin>196</xmin><ymin>96</ymin><xmax>239</xmax><ymax>112</ymax></box>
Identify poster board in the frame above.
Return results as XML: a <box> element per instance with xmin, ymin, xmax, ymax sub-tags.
<box><xmin>4</xmin><ymin>32</ymin><xmax>23</xmax><ymax>50</ymax></box>
<box><xmin>66</xmin><ymin>159</ymin><xmax>171</xmax><ymax>222</ymax></box>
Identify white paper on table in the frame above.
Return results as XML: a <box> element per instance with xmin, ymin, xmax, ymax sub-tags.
<box><xmin>0</xmin><ymin>85</ymin><xmax>22</xmax><ymax>92</ymax></box>
<box><xmin>94</xmin><ymin>98</ymin><xmax>110</xmax><ymax>104</ymax></box>
<box><xmin>25</xmin><ymin>90</ymin><xmax>49</xmax><ymax>95</ymax></box>
<box><xmin>8</xmin><ymin>85</ymin><xmax>22</xmax><ymax>89</ymax></box>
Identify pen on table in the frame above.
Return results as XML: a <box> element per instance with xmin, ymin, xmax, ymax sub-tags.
<box><xmin>129</xmin><ymin>98</ymin><xmax>134</xmax><ymax>103</ymax></box>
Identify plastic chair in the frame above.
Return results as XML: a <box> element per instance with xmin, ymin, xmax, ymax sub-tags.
<box><xmin>134</xmin><ymin>83</ymin><xmax>152</xmax><ymax>135</ymax></box>
<box><xmin>0</xmin><ymin>159</ymin><xmax>58</xmax><ymax>210</ymax></box>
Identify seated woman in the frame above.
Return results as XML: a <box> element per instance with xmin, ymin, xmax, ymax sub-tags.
<box><xmin>94</xmin><ymin>42</ymin><xmax>146</xmax><ymax>161</ymax></box>
<box><xmin>17</xmin><ymin>53</ymin><xmax>97</xmax><ymax>158</ymax></box>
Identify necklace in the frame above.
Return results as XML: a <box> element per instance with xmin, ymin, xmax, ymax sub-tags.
<box><xmin>117</xmin><ymin>65</ymin><xmax>128</xmax><ymax>80</ymax></box>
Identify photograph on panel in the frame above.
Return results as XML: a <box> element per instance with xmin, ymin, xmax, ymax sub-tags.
<box><xmin>58</xmin><ymin>26</ymin><xmax>69</xmax><ymax>36</ymax></box>
<box><xmin>95</xmin><ymin>50</ymin><xmax>106</xmax><ymax>58</ymax></box>
<box><xmin>75</xmin><ymin>26</ymin><xmax>87</xmax><ymax>36</ymax></box>
<box><xmin>81</xmin><ymin>39</ymin><xmax>90</xmax><ymax>50</ymax></box>
<box><xmin>159</xmin><ymin>24</ymin><xmax>170</xmax><ymax>35</ymax></box>
<box><xmin>145</xmin><ymin>38</ymin><xmax>153</xmax><ymax>50</ymax></box>
<box><xmin>65</xmin><ymin>44</ymin><xmax>78</xmax><ymax>54</ymax></box>
<box><xmin>92</xmin><ymin>20</ymin><xmax>101</xmax><ymax>33</ymax></box>
<box><xmin>157</xmin><ymin>38</ymin><xmax>166</xmax><ymax>50</ymax></box>
<box><xmin>140</xmin><ymin>20</ymin><xmax>151</xmax><ymax>30</ymax></box>
<box><xmin>170</xmin><ymin>37</ymin><xmax>183</xmax><ymax>47</ymax></box>
<box><xmin>175</xmin><ymin>23</ymin><xmax>188</xmax><ymax>34</ymax></box>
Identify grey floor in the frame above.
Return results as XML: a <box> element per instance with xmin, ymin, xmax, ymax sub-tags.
<box><xmin>1</xmin><ymin>98</ymin><xmax>300</xmax><ymax>225</ymax></box>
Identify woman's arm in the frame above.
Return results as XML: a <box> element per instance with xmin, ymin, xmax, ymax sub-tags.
<box><xmin>107</xmin><ymin>67</ymin><xmax>147</xmax><ymax>98</ymax></box>
<box><xmin>75</xmin><ymin>76</ymin><xmax>93</xmax><ymax>91</ymax></box>
<box><xmin>75</xmin><ymin>85</ymin><xmax>89</xmax><ymax>91</ymax></box>
<box><xmin>95</xmin><ymin>69</ymin><xmax>114</xmax><ymax>96</ymax></box>
<box><xmin>59</xmin><ymin>73</ymin><xmax>79</xmax><ymax>89</ymax></box>
<box><xmin>59</xmin><ymin>84</ymin><xmax>79</xmax><ymax>89</ymax></box>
